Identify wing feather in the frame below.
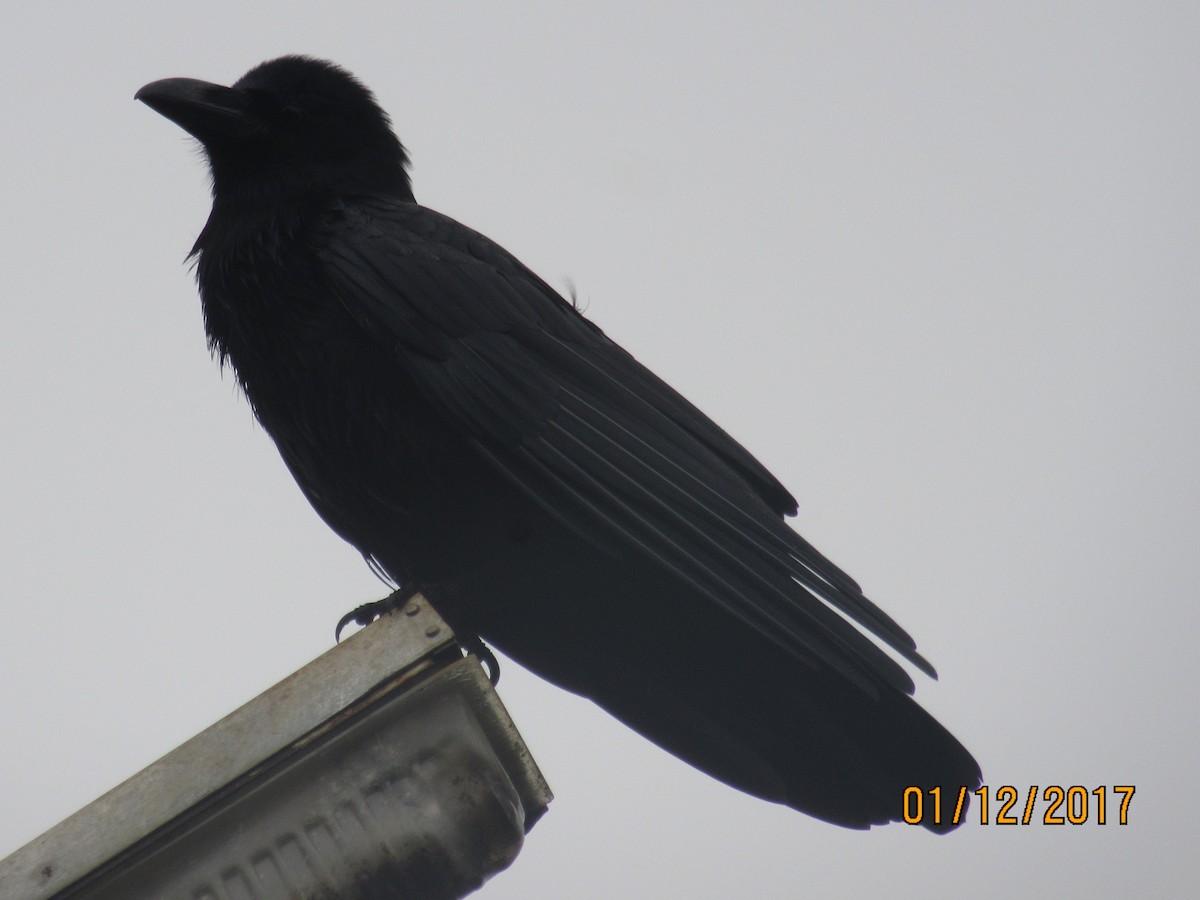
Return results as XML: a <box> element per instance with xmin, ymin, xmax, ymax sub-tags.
<box><xmin>318</xmin><ymin>198</ymin><xmax>937</xmax><ymax>693</ymax></box>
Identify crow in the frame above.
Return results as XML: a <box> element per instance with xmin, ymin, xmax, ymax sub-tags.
<box><xmin>137</xmin><ymin>56</ymin><xmax>980</xmax><ymax>831</ymax></box>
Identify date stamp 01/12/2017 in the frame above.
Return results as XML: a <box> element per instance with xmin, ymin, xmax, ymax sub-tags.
<box><xmin>903</xmin><ymin>785</ymin><xmax>1135</xmax><ymax>827</ymax></box>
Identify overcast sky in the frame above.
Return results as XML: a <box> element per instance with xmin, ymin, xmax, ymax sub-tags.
<box><xmin>2</xmin><ymin>2</ymin><xmax>1196</xmax><ymax>897</ymax></box>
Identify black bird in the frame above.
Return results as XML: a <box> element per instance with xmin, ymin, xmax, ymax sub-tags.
<box><xmin>137</xmin><ymin>56</ymin><xmax>980</xmax><ymax>831</ymax></box>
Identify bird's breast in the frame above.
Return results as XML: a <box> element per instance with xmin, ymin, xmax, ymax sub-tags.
<box><xmin>195</xmin><ymin>226</ymin><xmax>476</xmax><ymax>561</ymax></box>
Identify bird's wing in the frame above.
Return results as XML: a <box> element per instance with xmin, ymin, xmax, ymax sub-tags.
<box><xmin>318</xmin><ymin>197</ymin><xmax>933</xmax><ymax>694</ymax></box>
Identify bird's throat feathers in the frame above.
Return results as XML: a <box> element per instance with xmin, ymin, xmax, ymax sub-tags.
<box><xmin>203</xmin><ymin>152</ymin><xmax>414</xmax><ymax>215</ymax></box>
<box><xmin>189</xmin><ymin>198</ymin><xmax>319</xmax><ymax>379</ymax></box>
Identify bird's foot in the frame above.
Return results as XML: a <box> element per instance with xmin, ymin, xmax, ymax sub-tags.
<box><xmin>334</xmin><ymin>586</ymin><xmax>418</xmax><ymax>642</ymax></box>
<box><xmin>465</xmin><ymin>636</ymin><xmax>501</xmax><ymax>686</ymax></box>
<box><xmin>334</xmin><ymin>587</ymin><xmax>499</xmax><ymax>686</ymax></box>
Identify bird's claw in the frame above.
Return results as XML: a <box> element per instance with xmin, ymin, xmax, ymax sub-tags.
<box><xmin>335</xmin><ymin>592</ymin><xmax>408</xmax><ymax>642</ymax></box>
<box><xmin>467</xmin><ymin>637</ymin><xmax>501</xmax><ymax>686</ymax></box>
<box><xmin>335</xmin><ymin>591</ymin><xmax>499</xmax><ymax>686</ymax></box>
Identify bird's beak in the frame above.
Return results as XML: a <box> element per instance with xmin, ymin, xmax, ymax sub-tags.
<box><xmin>136</xmin><ymin>77</ymin><xmax>261</xmax><ymax>143</ymax></box>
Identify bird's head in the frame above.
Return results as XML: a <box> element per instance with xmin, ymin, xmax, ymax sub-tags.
<box><xmin>136</xmin><ymin>56</ymin><xmax>414</xmax><ymax>203</ymax></box>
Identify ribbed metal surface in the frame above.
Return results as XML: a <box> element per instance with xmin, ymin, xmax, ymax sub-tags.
<box><xmin>0</xmin><ymin>599</ymin><xmax>551</xmax><ymax>900</ymax></box>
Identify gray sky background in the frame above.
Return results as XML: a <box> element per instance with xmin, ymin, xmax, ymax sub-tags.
<box><xmin>2</xmin><ymin>3</ymin><xmax>1196</xmax><ymax>897</ymax></box>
